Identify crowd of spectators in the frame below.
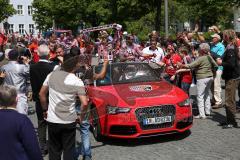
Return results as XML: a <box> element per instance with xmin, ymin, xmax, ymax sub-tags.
<box><xmin>0</xmin><ymin>24</ymin><xmax>240</xmax><ymax>160</ymax></box>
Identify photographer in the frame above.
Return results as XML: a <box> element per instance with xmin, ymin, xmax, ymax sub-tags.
<box><xmin>1</xmin><ymin>49</ymin><xmax>30</xmax><ymax>115</ymax></box>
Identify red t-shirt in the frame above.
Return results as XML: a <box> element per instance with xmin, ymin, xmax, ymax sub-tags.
<box><xmin>162</xmin><ymin>53</ymin><xmax>182</xmax><ymax>76</ymax></box>
<box><xmin>180</xmin><ymin>55</ymin><xmax>192</xmax><ymax>84</ymax></box>
<box><xmin>28</xmin><ymin>43</ymin><xmax>39</xmax><ymax>63</ymax></box>
<box><xmin>0</xmin><ymin>34</ymin><xmax>7</xmax><ymax>45</ymax></box>
<box><xmin>236</xmin><ymin>38</ymin><xmax>240</xmax><ymax>47</ymax></box>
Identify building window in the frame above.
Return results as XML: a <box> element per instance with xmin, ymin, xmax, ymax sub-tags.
<box><xmin>19</xmin><ymin>24</ymin><xmax>24</xmax><ymax>34</ymax></box>
<box><xmin>29</xmin><ymin>24</ymin><xmax>34</xmax><ymax>34</ymax></box>
<box><xmin>17</xmin><ymin>5</ymin><xmax>23</xmax><ymax>15</ymax></box>
<box><xmin>28</xmin><ymin>6</ymin><xmax>33</xmax><ymax>15</ymax></box>
<box><xmin>9</xmin><ymin>24</ymin><xmax>14</xmax><ymax>34</ymax></box>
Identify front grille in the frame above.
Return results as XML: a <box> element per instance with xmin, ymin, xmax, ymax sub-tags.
<box><xmin>135</xmin><ymin>105</ymin><xmax>176</xmax><ymax>130</ymax></box>
<box><xmin>110</xmin><ymin>125</ymin><xmax>137</xmax><ymax>135</ymax></box>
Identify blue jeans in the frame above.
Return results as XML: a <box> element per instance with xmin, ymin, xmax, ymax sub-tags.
<box><xmin>163</xmin><ymin>74</ymin><xmax>174</xmax><ymax>84</ymax></box>
<box><xmin>181</xmin><ymin>82</ymin><xmax>190</xmax><ymax>95</ymax></box>
<box><xmin>75</xmin><ymin>105</ymin><xmax>92</xmax><ymax>159</ymax></box>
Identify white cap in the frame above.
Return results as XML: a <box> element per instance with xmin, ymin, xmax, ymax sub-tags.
<box><xmin>123</xmin><ymin>31</ymin><xmax>128</xmax><ymax>35</ymax></box>
<box><xmin>211</xmin><ymin>33</ymin><xmax>221</xmax><ymax>40</ymax></box>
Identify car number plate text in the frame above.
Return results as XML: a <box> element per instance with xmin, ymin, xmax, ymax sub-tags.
<box><xmin>143</xmin><ymin>116</ymin><xmax>172</xmax><ymax>125</ymax></box>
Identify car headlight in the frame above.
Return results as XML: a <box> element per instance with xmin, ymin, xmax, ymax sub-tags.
<box><xmin>107</xmin><ymin>106</ymin><xmax>131</xmax><ymax>114</ymax></box>
<box><xmin>178</xmin><ymin>99</ymin><xmax>191</xmax><ymax>107</ymax></box>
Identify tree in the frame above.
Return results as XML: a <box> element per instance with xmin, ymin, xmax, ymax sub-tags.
<box><xmin>32</xmin><ymin>0</ymin><xmax>53</xmax><ymax>31</ymax></box>
<box><xmin>175</xmin><ymin>0</ymin><xmax>237</xmax><ymax>30</ymax></box>
<box><xmin>0</xmin><ymin>0</ymin><xmax>15</xmax><ymax>22</ymax></box>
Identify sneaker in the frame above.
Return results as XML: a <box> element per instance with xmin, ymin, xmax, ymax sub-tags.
<box><xmin>219</xmin><ymin>122</ymin><xmax>239</xmax><ymax>129</ymax></box>
<box><xmin>222</xmin><ymin>124</ymin><xmax>234</xmax><ymax>129</ymax></box>
<box><xmin>205</xmin><ymin>114</ymin><xmax>212</xmax><ymax>118</ymax></box>
<box><xmin>194</xmin><ymin>115</ymin><xmax>206</xmax><ymax>119</ymax></box>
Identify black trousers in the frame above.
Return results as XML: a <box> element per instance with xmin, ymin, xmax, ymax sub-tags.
<box><xmin>35</xmin><ymin>100</ymin><xmax>47</xmax><ymax>150</ymax></box>
<box><xmin>48</xmin><ymin>122</ymin><xmax>76</xmax><ymax>160</ymax></box>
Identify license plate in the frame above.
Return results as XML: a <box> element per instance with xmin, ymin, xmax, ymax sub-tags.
<box><xmin>143</xmin><ymin>116</ymin><xmax>172</xmax><ymax>125</ymax></box>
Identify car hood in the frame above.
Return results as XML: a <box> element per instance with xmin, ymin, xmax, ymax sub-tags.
<box><xmin>90</xmin><ymin>81</ymin><xmax>188</xmax><ymax>106</ymax></box>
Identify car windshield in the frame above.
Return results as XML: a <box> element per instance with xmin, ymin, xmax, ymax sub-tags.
<box><xmin>95</xmin><ymin>63</ymin><xmax>160</xmax><ymax>86</ymax></box>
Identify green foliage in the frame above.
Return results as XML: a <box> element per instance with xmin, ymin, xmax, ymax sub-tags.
<box><xmin>0</xmin><ymin>0</ymin><xmax>15</xmax><ymax>22</ymax></box>
<box><xmin>32</xmin><ymin>0</ymin><xmax>161</xmax><ymax>36</ymax></box>
<box><xmin>175</xmin><ymin>0</ymin><xmax>234</xmax><ymax>29</ymax></box>
<box><xmin>125</xmin><ymin>12</ymin><xmax>155</xmax><ymax>41</ymax></box>
<box><xmin>32</xmin><ymin>0</ymin><xmax>237</xmax><ymax>38</ymax></box>
<box><xmin>32</xmin><ymin>0</ymin><xmax>53</xmax><ymax>31</ymax></box>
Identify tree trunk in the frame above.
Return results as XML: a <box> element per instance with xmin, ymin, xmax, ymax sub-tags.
<box><xmin>155</xmin><ymin>0</ymin><xmax>162</xmax><ymax>32</ymax></box>
<box><xmin>111</xmin><ymin>0</ymin><xmax>118</xmax><ymax>23</ymax></box>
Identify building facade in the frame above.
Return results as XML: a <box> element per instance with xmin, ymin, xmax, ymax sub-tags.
<box><xmin>5</xmin><ymin>0</ymin><xmax>38</xmax><ymax>35</ymax></box>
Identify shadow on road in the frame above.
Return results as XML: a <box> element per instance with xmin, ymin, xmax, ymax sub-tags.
<box><xmin>99</xmin><ymin>130</ymin><xmax>191</xmax><ymax>147</ymax></box>
<box><xmin>209</xmin><ymin>111</ymin><xmax>226</xmax><ymax>124</ymax></box>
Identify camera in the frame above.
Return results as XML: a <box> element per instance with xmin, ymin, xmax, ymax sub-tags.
<box><xmin>17</xmin><ymin>48</ymin><xmax>31</xmax><ymax>64</ymax></box>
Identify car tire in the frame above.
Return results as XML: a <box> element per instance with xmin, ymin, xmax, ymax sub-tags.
<box><xmin>91</xmin><ymin>106</ymin><xmax>104</xmax><ymax>142</ymax></box>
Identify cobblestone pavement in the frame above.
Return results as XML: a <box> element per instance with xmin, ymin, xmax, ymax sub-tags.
<box><xmin>28</xmin><ymin>103</ymin><xmax>240</xmax><ymax>160</ymax></box>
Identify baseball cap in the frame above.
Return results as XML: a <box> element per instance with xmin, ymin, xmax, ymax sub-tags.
<box><xmin>8</xmin><ymin>50</ymin><xmax>19</xmax><ymax>60</ymax></box>
<box><xmin>211</xmin><ymin>33</ymin><xmax>221</xmax><ymax>40</ymax></box>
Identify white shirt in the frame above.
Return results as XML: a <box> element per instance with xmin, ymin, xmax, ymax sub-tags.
<box><xmin>142</xmin><ymin>46</ymin><xmax>164</xmax><ymax>63</ymax></box>
<box><xmin>43</xmin><ymin>70</ymin><xmax>85</xmax><ymax>124</ymax></box>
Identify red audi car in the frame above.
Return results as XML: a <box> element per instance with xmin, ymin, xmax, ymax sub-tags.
<box><xmin>88</xmin><ymin>62</ymin><xmax>193</xmax><ymax>141</ymax></box>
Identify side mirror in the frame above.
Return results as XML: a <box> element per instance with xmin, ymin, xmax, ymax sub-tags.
<box><xmin>94</xmin><ymin>80</ymin><xmax>96</xmax><ymax>87</ymax></box>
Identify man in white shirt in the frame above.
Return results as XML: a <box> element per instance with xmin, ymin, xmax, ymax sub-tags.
<box><xmin>142</xmin><ymin>39</ymin><xmax>164</xmax><ymax>63</ymax></box>
<box><xmin>39</xmin><ymin>54</ymin><xmax>88</xmax><ymax>160</ymax></box>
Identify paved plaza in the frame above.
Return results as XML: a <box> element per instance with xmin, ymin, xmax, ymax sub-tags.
<box><xmin>28</xmin><ymin>103</ymin><xmax>240</xmax><ymax>160</ymax></box>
